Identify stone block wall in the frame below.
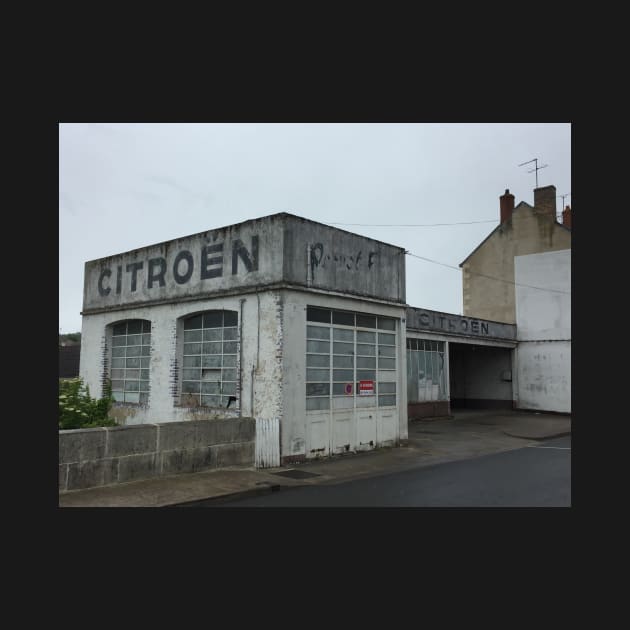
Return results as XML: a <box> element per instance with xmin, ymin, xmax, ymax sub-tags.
<box><xmin>59</xmin><ymin>418</ymin><xmax>255</xmax><ymax>492</ymax></box>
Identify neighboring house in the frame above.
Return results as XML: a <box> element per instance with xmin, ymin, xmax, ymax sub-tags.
<box><xmin>514</xmin><ymin>249</ymin><xmax>571</xmax><ymax>413</ymax></box>
<box><xmin>460</xmin><ymin>185</ymin><xmax>571</xmax><ymax>324</ymax></box>
<box><xmin>458</xmin><ymin>184</ymin><xmax>571</xmax><ymax>414</ymax></box>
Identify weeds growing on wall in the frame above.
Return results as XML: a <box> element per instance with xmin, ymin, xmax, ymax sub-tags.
<box><xmin>59</xmin><ymin>378</ymin><xmax>117</xmax><ymax>430</ymax></box>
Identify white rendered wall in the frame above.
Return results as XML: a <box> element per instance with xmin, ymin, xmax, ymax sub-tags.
<box><xmin>515</xmin><ymin>249</ymin><xmax>571</xmax><ymax>413</ymax></box>
<box><xmin>79</xmin><ymin>292</ymin><xmax>283</xmax><ymax>425</ymax></box>
<box><xmin>515</xmin><ymin>342</ymin><xmax>570</xmax><ymax>412</ymax></box>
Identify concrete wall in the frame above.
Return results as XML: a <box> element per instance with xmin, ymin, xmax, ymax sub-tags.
<box><xmin>83</xmin><ymin>215</ymin><xmax>286</xmax><ymax>312</ymax></box>
<box><xmin>59</xmin><ymin>417</ymin><xmax>255</xmax><ymax>492</ymax></box>
<box><xmin>408</xmin><ymin>401</ymin><xmax>450</xmax><ymax>420</ymax></box>
<box><xmin>514</xmin><ymin>249</ymin><xmax>571</xmax><ymax>413</ymax></box>
<box><xmin>283</xmin><ymin>217</ymin><xmax>406</xmax><ymax>303</ymax></box>
<box><xmin>449</xmin><ymin>344</ymin><xmax>513</xmax><ymax>408</ymax></box>
<box><xmin>461</xmin><ymin>204</ymin><xmax>571</xmax><ymax>323</ymax></box>
<box><xmin>80</xmin><ymin>291</ymin><xmax>283</xmax><ymax>425</ymax></box>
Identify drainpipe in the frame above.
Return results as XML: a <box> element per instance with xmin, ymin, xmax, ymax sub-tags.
<box><xmin>239</xmin><ymin>298</ymin><xmax>245</xmax><ymax>417</ymax></box>
<box><xmin>511</xmin><ymin>345</ymin><xmax>519</xmax><ymax>410</ymax></box>
<box><xmin>444</xmin><ymin>341</ymin><xmax>451</xmax><ymax>414</ymax></box>
<box><xmin>250</xmin><ymin>290</ymin><xmax>260</xmax><ymax>417</ymax></box>
<box><xmin>256</xmin><ymin>291</ymin><xmax>260</xmax><ymax>371</ymax></box>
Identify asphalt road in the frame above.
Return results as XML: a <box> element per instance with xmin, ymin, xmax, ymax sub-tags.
<box><xmin>213</xmin><ymin>436</ymin><xmax>571</xmax><ymax>507</ymax></box>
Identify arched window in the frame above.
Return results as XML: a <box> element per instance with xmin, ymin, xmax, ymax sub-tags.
<box><xmin>181</xmin><ymin>310</ymin><xmax>239</xmax><ymax>408</ymax></box>
<box><xmin>110</xmin><ymin>319</ymin><xmax>151</xmax><ymax>404</ymax></box>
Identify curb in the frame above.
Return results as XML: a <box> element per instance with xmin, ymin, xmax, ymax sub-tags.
<box><xmin>501</xmin><ymin>430</ymin><xmax>571</xmax><ymax>441</ymax></box>
<box><xmin>166</xmin><ymin>482</ymin><xmax>285</xmax><ymax>507</ymax></box>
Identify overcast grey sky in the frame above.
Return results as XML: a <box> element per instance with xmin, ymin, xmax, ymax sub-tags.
<box><xmin>59</xmin><ymin>123</ymin><xmax>571</xmax><ymax>333</ymax></box>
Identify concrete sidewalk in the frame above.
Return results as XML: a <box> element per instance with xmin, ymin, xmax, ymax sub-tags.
<box><xmin>58</xmin><ymin>409</ymin><xmax>570</xmax><ymax>508</ymax></box>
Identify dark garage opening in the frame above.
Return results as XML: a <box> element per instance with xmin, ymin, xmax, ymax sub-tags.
<box><xmin>448</xmin><ymin>342</ymin><xmax>513</xmax><ymax>410</ymax></box>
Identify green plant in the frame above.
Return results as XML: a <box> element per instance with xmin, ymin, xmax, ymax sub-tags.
<box><xmin>59</xmin><ymin>378</ymin><xmax>117</xmax><ymax>430</ymax></box>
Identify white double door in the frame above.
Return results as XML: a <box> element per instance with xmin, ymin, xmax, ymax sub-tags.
<box><xmin>306</xmin><ymin>405</ymin><xmax>398</xmax><ymax>459</ymax></box>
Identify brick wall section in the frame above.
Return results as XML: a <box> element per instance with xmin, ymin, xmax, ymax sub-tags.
<box><xmin>499</xmin><ymin>189</ymin><xmax>515</xmax><ymax>223</ymax></box>
<box><xmin>562</xmin><ymin>206</ymin><xmax>571</xmax><ymax>229</ymax></box>
<box><xmin>168</xmin><ymin>320</ymin><xmax>179</xmax><ymax>402</ymax></box>
<box><xmin>533</xmin><ymin>185</ymin><xmax>557</xmax><ymax>218</ymax></box>
<box><xmin>275</xmin><ymin>293</ymin><xmax>284</xmax><ymax>456</ymax></box>
<box><xmin>236</xmin><ymin>310</ymin><xmax>243</xmax><ymax>412</ymax></box>
<box><xmin>408</xmin><ymin>401</ymin><xmax>451</xmax><ymax>420</ymax></box>
<box><xmin>59</xmin><ymin>417</ymin><xmax>256</xmax><ymax>493</ymax></box>
<box><xmin>99</xmin><ymin>332</ymin><xmax>108</xmax><ymax>399</ymax></box>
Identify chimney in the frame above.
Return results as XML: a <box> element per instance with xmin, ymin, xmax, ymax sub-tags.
<box><xmin>562</xmin><ymin>205</ymin><xmax>571</xmax><ymax>229</ymax></box>
<box><xmin>533</xmin><ymin>184</ymin><xmax>556</xmax><ymax>218</ymax></box>
<box><xmin>500</xmin><ymin>189</ymin><xmax>515</xmax><ymax>223</ymax></box>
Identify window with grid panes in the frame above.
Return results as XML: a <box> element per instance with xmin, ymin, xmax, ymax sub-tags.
<box><xmin>377</xmin><ymin>316</ymin><xmax>397</xmax><ymax>406</ymax></box>
<box><xmin>406</xmin><ymin>338</ymin><xmax>446</xmax><ymax>402</ymax></box>
<box><xmin>111</xmin><ymin>320</ymin><xmax>151</xmax><ymax>404</ymax></box>
<box><xmin>355</xmin><ymin>326</ymin><xmax>375</xmax><ymax>403</ymax></box>
<box><xmin>306</xmin><ymin>307</ymin><xmax>398</xmax><ymax>409</ymax></box>
<box><xmin>181</xmin><ymin>310</ymin><xmax>239</xmax><ymax>408</ymax></box>
<box><xmin>332</xmin><ymin>324</ymin><xmax>354</xmax><ymax>405</ymax></box>
<box><xmin>306</xmin><ymin>307</ymin><xmax>331</xmax><ymax>410</ymax></box>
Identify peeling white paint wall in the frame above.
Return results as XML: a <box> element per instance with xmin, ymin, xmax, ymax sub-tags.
<box><xmin>281</xmin><ymin>296</ymin><xmax>308</xmax><ymax>457</ymax></box>
<box><xmin>80</xmin><ymin>292</ymin><xmax>283</xmax><ymax>426</ymax></box>
<box><xmin>251</xmin><ymin>291</ymin><xmax>284</xmax><ymax>427</ymax></box>
<box><xmin>515</xmin><ymin>249</ymin><xmax>571</xmax><ymax>413</ymax></box>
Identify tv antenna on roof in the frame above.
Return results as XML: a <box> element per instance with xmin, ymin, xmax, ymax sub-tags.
<box><xmin>556</xmin><ymin>192</ymin><xmax>571</xmax><ymax>221</ymax></box>
<box><xmin>558</xmin><ymin>192</ymin><xmax>571</xmax><ymax>207</ymax></box>
<box><xmin>518</xmin><ymin>158</ymin><xmax>548</xmax><ymax>188</ymax></box>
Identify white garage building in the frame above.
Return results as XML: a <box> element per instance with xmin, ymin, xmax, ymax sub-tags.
<box><xmin>80</xmin><ymin>213</ymin><xmax>408</xmax><ymax>465</ymax></box>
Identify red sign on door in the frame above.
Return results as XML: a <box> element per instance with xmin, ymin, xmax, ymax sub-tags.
<box><xmin>359</xmin><ymin>380</ymin><xmax>374</xmax><ymax>395</ymax></box>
